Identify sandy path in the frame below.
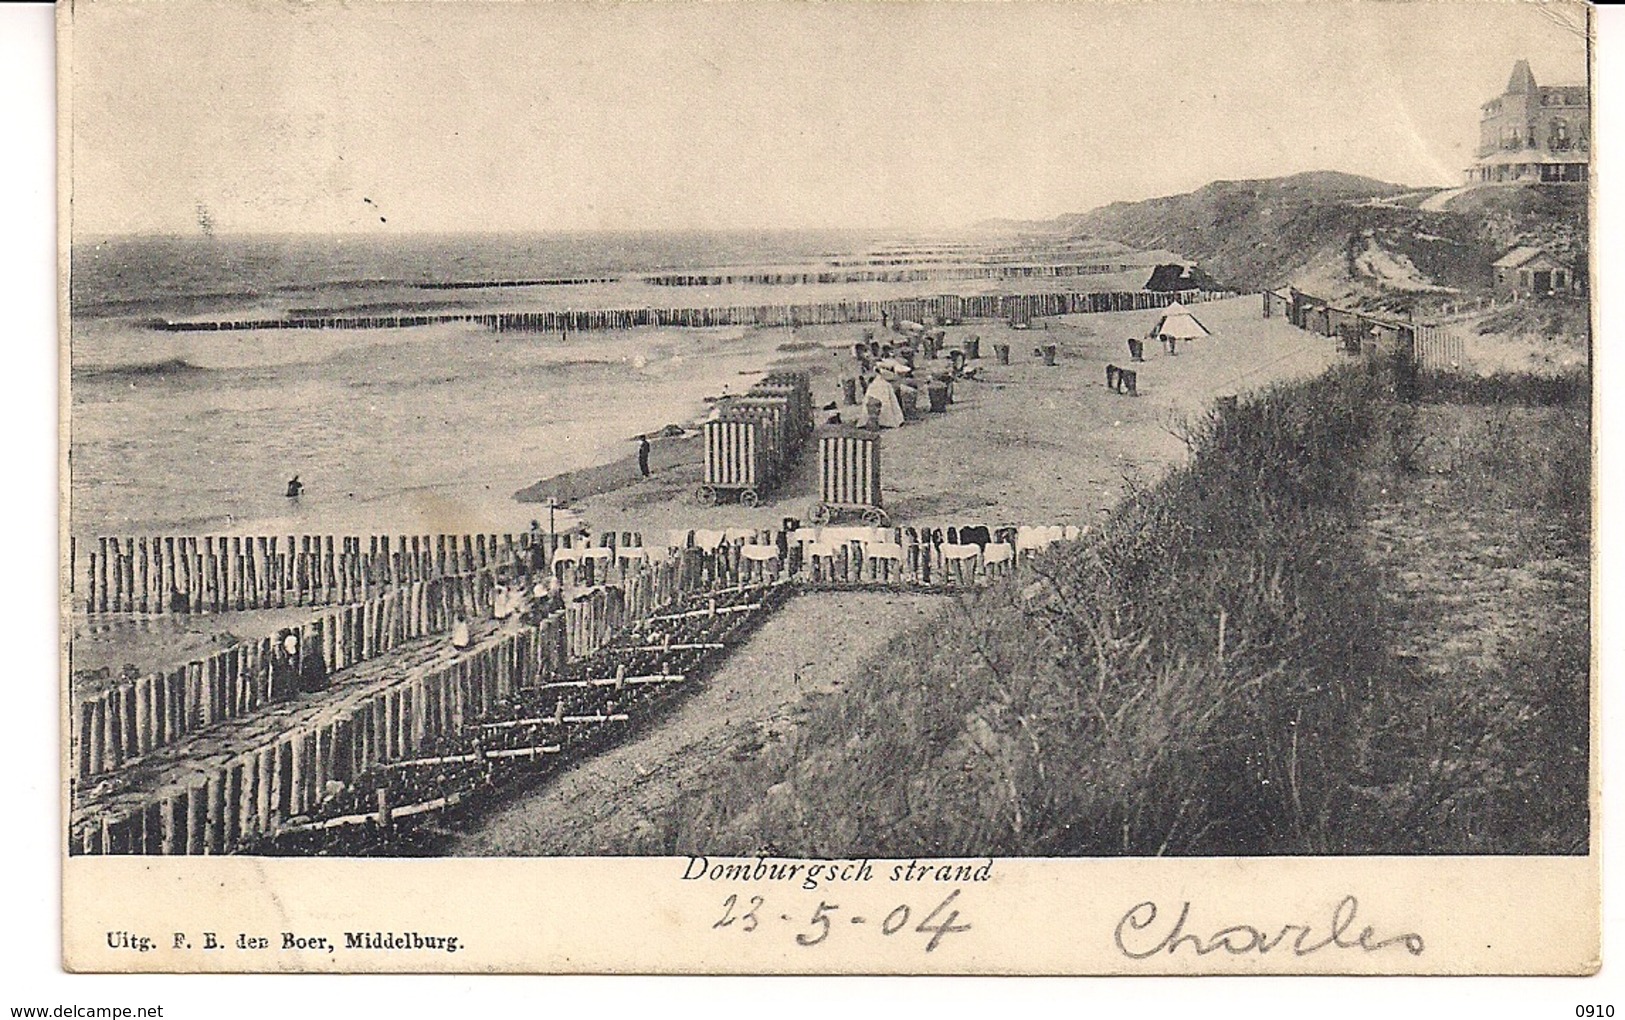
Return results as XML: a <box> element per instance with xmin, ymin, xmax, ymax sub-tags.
<box><xmin>444</xmin><ymin>592</ymin><xmax>947</xmax><ymax>856</ymax></box>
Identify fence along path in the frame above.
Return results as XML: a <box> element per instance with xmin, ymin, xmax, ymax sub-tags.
<box><xmin>70</xmin><ymin>520</ymin><xmax>1088</xmax><ymax>853</ymax></box>
<box><xmin>152</xmin><ymin>287</ymin><xmax>1232</xmax><ymax>333</ymax></box>
<box><xmin>1266</xmin><ymin>287</ymin><xmax>1467</xmax><ymax>372</ymax></box>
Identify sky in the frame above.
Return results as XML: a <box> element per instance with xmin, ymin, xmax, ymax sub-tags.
<box><xmin>67</xmin><ymin>0</ymin><xmax>1591</xmax><ymax>235</ymax></box>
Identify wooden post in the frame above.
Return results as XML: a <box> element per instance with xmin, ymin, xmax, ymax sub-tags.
<box><xmin>385</xmin><ymin>689</ymin><xmax>400</xmax><ymax>761</ymax></box>
<box><xmin>104</xmin><ymin>690</ymin><xmax>126</xmax><ymax>770</ymax></box>
<box><xmin>313</xmin><ymin>723</ymin><xmax>329</xmax><ymax>796</ymax></box>
<box><xmin>256</xmin><ymin>746</ymin><xmax>275</xmax><ymax>835</ymax></box>
<box><xmin>244</xmin><ymin>537</ymin><xmax>258</xmax><ymax>611</ymax></box>
<box><xmin>139</xmin><ymin>537</ymin><xmax>153</xmax><ymax>614</ymax></box>
<box><xmin>185</xmin><ymin>780</ymin><xmax>206</xmax><ymax>855</ymax></box>
<box><xmin>289</xmin><ymin>732</ymin><xmax>306</xmax><ymax>817</ymax></box>
<box><xmin>188</xmin><ymin>538</ymin><xmax>202</xmax><ymax>614</ymax></box>
<box><xmin>201</xmin><ymin>536</ymin><xmax>215</xmax><ymax>612</ymax></box>
<box><xmin>274</xmin><ymin>738</ymin><xmax>293</xmax><ymax>821</ymax></box>
<box><xmin>95</xmin><ymin>538</ymin><xmax>109</xmax><ymax>613</ymax></box>
<box><xmin>204</xmin><ymin>771</ymin><xmax>226</xmax><ymax>853</ymax></box>
<box><xmin>133</xmin><ymin>675</ymin><xmax>151</xmax><ymax>754</ymax></box>
<box><xmin>238</xmin><ymin>755</ymin><xmax>257</xmax><ymax>843</ymax></box>
<box><xmin>161</xmin><ymin>791</ymin><xmax>183</xmax><ymax>855</ymax></box>
<box><xmin>166</xmin><ymin>668</ymin><xmax>184</xmax><ymax>742</ymax></box>
<box><xmin>224</xmin><ymin>760</ymin><xmax>243</xmax><ymax>850</ymax></box>
<box><xmin>123</xmin><ymin>537</ymin><xmax>137</xmax><ymax>612</ymax></box>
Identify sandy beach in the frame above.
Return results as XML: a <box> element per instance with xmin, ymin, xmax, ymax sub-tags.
<box><xmin>512</xmin><ymin>294</ymin><xmax>1342</xmax><ymax>536</ymax></box>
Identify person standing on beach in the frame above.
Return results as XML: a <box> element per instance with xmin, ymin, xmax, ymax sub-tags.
<box><xmin>637</xmin><ymin>434</ymin><xmax>651</xmax><ymax>477</ymax></box>
<box><xmin>285</xmin><ymin>474</ymin><xmax>303</xmax><ymax>498</ymax></box>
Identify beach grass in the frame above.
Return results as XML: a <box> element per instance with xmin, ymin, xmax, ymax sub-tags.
<box><xmin>611</xmin><ymin>360</ymin><xmax>1588</xmax><ymax>857</ymax></box>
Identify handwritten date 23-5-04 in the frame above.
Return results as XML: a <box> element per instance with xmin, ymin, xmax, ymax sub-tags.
<box><xmin>713</xmin><ymin>888</ymin><xmax>971</xmax><ymax>952</ymax></box>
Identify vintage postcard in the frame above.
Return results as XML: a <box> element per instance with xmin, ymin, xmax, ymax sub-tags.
<box><xmin>59</xmin><ymin>0</ymin><xmax>1598</xmax><ymax>975</ymax></box>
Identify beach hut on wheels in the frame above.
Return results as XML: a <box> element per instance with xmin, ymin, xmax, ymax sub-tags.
<box><xmin>699</xmin><ymin>413</ymin><xmax>772</xmax><ymax>507</ymax></box>
<box><xmin>1148</xmin><ymin>302</ymin><xmax>1213</xmax><ymax>343</ymax></box>
<box><xmin>811</xmin><ymin>425</ymin><xmax>886</xmax><ymax>525</ymax></box>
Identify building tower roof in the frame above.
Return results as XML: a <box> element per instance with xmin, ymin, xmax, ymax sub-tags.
<box><xmin>1506</xmin><ymin>59</ymin><xmax>1537</xmax><ymax>94</ymax></box>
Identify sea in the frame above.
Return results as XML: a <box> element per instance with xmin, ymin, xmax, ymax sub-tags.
<box><xmin>68</xmin><ymin>229</ymin><xmax>916</xmax><ymax>538</ymax></box>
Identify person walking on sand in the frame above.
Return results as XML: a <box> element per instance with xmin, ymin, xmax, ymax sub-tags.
<box><xmin>637</xmin><ymin>434</ymin><xmax>651</xmax><ymax>477</ymax></box>
<box><xmin>285</xmin><ymin>474</ymin><xmax>303</xmax><ymax>499</ymax></box>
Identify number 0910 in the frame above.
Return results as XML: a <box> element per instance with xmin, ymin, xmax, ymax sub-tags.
<box><xmin>1576</xmin><ymin>1007</ymin><xmax>1614</xmax><ymax>1018</ymax></box>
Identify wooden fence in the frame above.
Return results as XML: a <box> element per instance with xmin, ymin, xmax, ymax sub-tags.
<box><xmin>70</xmin><ymin>517</ymin><xmax>1092</xmax><ymax>854</ymax></box>
<box><xmin>80</xmin><ymin>530</ymin><xmax>589</xmax><ymax>615</ymax></box>
<box><xmin>70</xmin><ymin>522</ymin><xmax>1082</xmax><ymax>775</ymax></box>
<box><xmin>1412</xmin><ymin>324</ymin><xmax>1467</xmax><ymax>371</ymax></box>
<box><xmin>74</xmin><ymin>621</ymin><xmax>555</xmax><ymax>855</ymax></box>
<box><xmin>152</xmin><ymin>288</ymin><xmax>1233</xmax><ymax>334</ymax></box>
<box><xmin>73</xmin><ymin>570</ymin><xmax>497</xmax><ymax>782</ymax></box>
<box><xmin>1280</xmin><ymin>287</ymin><xmax>1470</xmax><ymax>374</ymax></box>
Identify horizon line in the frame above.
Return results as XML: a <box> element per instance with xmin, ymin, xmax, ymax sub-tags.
<box><xmin>70</xmin><ymin>168</ymin><xmax>1444</xmax><ymax>242</ymax></box>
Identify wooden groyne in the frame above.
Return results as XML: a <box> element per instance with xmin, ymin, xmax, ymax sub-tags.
<box><xmin>70</xmin><ymin>518</ymin><xmax>1096</xmax><ymax>853</ymax></box>
<box><xmin>81</xmin><ymin>531</ymin><xmax>555</xmax><ymax>615</ymax></box>
<box><xmin>73</xmin><ymin>618</ymin><xmax>557</xmax><ymax>855</ymax></box>
<box><xmin>72</xmin><ymin>570</ymin><xmax>498</xmax><ymax>783</ymax></box>
<box><xmin>71</xmin><ymin>529</ymin><xmax>776</xmax><ymax>786</ymax></box>
<box><xmin>642</xmin><ymin>262</ymin><xmax>1134</xmax><ymax>287</ymax></box>
<box><xmin>416</xmin><ymin>277</ymin><xmax>617</xmax><ymax>291</ymax></box>
<box><xmin>152</xmin><ymin>288</ymin><xmax>1233</xmax><ymax>334</ymax></box>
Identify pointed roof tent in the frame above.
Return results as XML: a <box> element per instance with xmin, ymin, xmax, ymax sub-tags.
<box><xmin>863</xmin><ymin>376</ymin><xmax>905</xmax><ymax>428</ymax></box>
<box><xmin>1149</xmin><ymin>302</ymin><xmax>1213</xmax><ymax>340</ymax></box>
<box><xmin>1507</xmin><ymin>59</ymin><xmax>1537</xmax><ymax>94</ymax></box>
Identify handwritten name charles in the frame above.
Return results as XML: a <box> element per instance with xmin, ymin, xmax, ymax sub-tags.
<box><xmin>1114</xmin><ymin>896</ymin><xmax>1424</xmax><ymax>959</ymax></box>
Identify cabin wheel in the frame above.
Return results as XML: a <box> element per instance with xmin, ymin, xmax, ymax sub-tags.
<box><xmin>809</xmin><ymin>503</ymin><xmax>831</xmax><ymax>525</ymax></box>
<box><xmin>862</xmin><ymin>507</ymin><xmax>888</xmax><ymax>526</ymax></box>
<box><xmin>739</xmin><ymin>488</ymin><xmax>760</xmax><ymax>508</ymax></box>
<box><xmin>696</xmin><ymin>485</ymin><xmax>718</xmax><ymax>506</ymax></box>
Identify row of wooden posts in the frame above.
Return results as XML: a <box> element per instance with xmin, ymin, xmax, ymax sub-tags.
<box><xmin>71</xmin><ymin>557</ymin><xmax>764</xmax><ymax>854</ymax></box>
<box><xmin>79</xmin><ymin>521</ymin><xmax>1089</xmax><ymax>618</ymax></box>
<box><xmin>560</xmin><ymin>528</ymin><xmax>1083</xmax><ymax>594</ymax></box>
<box><xmin>73</xmin><ymin>571</ymin><xmax>498</xmax><ymax>782</ymax></box>
<box><xmin>152</xmin><ymin>287</ymin><xmax>1234</xmax><ymax>334</ymax></box>
<box><xmin>79</xmin><ymin>530</ymin><xmax>594</xmax><ymax>615</ymax></box>
<box><xmin>641</xmin><ymin>262</ymin><xmax>1131</xmax><ymax>287</ymax></box>
<box><xmin>75</xmin><ymin>622</ymin><xmax>553</xmax><ymax>855</ymax></box>
<box><xmin>70</xmin><ymin>523</ymin><xmax>1083</xmax><ymax>831</ymax></box>
<box><xmin>71</xmin><ymin>533</ymin><xmax>751</xmax><ymax>784</ymax></box>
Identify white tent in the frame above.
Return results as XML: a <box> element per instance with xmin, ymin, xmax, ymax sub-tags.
<box><xmin>863</xmin><ymin>376</ymin><xmax>906</xmax><ymax>428</ymax></box>
<box><xmin>1149</xmin><ymin>302</ymin><xmax>1212</xmax><ymax>340</ymax></box>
